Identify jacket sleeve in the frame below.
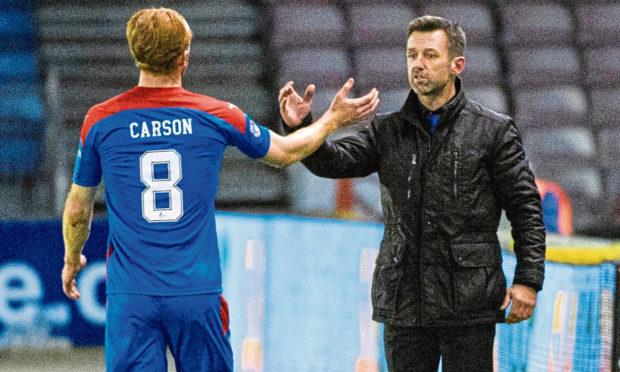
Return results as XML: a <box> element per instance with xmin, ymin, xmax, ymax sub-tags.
<box><xmin>280</xmin><ymin>115</ymin><xmax>380</xmax><ymax>178</ymax></box>
<box><xmin>490</xmin><ymin>119</ymin><xmax>546</xmax><ymax>291</ymax></box>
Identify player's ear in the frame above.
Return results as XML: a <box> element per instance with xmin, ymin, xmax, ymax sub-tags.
<box><xmin>451</xmin><ymin>55</ymin><xmax>465</xmax><ymax>76</ymax></box>
<box><xmin>178</xmin><ymin>48</ymin><xmax>190</xmax><ymax>69</ymax></box>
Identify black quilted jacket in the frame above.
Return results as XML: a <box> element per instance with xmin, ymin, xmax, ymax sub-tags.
<box><xmin>286</xmin><ymin>78</ymin><xmax>546</xmax><ymax>327</ymax></box>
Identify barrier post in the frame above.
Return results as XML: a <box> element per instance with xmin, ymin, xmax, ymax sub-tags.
<box><xmin>611</xmin><ymin>264</ymin><xmax>620</xmax><ymax>372</ymax></box>
<box><xmin>241</xmin><ymin>240</ymin><xmax>265</xmax><ymax>372</ymax></box>
<box><xmin>355</xmin><ymin>248</ymin><xmax>379</xmax><ymax>372</ymax></box>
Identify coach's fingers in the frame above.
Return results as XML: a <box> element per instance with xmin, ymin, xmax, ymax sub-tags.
<box><xmin>278</xmin><ymin>81</ymin><xmax>295</xmax><ymax>102</ymax></box>
<box><xmin>279</xmin><ymin>95</ymin><xmax>288</xmax><ymax>114</ymax></box>
<box><xmin>356</xmin><ymin>91</ymin><xmax>380</xmax><ymax>116</ymax></box>
<box><xmin>348</xmin><ymin>88</ymin><xmax>378</xmax><ymax>106</ymax></box>
<box><xmin>302</xmin><ymin>84</ymin><xmax>315</xmax><ymax>103</ymax></box>
<box><xmin>505</xmin><ymin>313</ymin><xmax>521</xmax><ymax>324</ymax></box>
<box><xmin>359</xmin><ymin>97</ymin><xmax>380</xmax><ymax>119</ymax></box>
<box><xmin>336</xmin><ymin>78</ymin><xmax>355</xmax><ymax>99</ymax></box>
<box><xmin>500</xmin><ymin>288</ymin><xmax>512</xmax><ymax>311</ymax></box>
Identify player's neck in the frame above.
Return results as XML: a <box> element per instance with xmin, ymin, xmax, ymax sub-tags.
<box><xmin>138</xmin><ymin>70</ymin><xmax>183</xmax><ymax>88</ymax></box>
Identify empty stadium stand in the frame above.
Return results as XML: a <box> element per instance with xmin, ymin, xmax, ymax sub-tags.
<box><xmin>33</xmin><ymin>1</ymin><xmax>287</xmax><ymax>216</ymax></box>
<box><xmin>0</xmin><ymin>0</ymin><xmax>615</xmax><ymax>236</ymax></box>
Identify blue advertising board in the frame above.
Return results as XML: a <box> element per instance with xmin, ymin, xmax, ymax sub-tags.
<box><xmin>0</xmin><ymin>214</ymin><xmax>615</xmax><ymax>371</ymax></box>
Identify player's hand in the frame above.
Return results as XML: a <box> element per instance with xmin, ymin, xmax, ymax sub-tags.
<box><xmin>62</xmin><ymin>254</ymin><xmax>87</xmax><ymax>300</ymax></box>
<box><xmin>327</xmin><ymin>78</ymin><xmax>379</xmax><ymax>128</ymax></box>
<box><xmin>500</xmin><ymin>284</ymin><xmax>537</xmax><ymax>324</ymax></box>
<box><xmin>279</xmin><ymin>81</ymin><xmax>314</xmax><ymax>128</ymax></box>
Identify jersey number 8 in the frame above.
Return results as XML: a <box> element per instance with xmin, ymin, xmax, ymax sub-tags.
<box><xmin>140</xmin><ymin>149</ymin><xmax>183</xmax><ymax>222</ymax></box>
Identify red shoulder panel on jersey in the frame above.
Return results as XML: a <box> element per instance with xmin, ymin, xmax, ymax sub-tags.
<box><xmin>79</xmin><ymin>87</ymin><xmax>248</xmax><ymax>145</ymax></box>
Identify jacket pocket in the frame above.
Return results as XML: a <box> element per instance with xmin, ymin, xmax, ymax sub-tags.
<box><xmin>371</xmin><ymin>264</ymin><xmax>403</xmax><ymax>313</ymax></box>
<box><xmin>450</xmin><ymin>242</ymin><xmax>506</xmax><ymax>312</ymax></box>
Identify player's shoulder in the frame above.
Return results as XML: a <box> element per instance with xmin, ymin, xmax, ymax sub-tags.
<box><xmin>181</xmin><ymin>90</ymin><xmax>247</xmax><ymax>133</ymax></box>
<box><xmin>79</xmin><ymin>92</ymin><xmax>129</xmax><ymax>144</ymax></box>
<box><xmin>84</xmin><ymin>90</ymin><xmax>135</xmax><ymax>127</ymax></box>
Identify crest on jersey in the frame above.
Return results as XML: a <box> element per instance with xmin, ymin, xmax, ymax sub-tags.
<box><xmin>250</xmin><ymin>120</ymin><xmax>261</xmax><ymax>137</ymax></box>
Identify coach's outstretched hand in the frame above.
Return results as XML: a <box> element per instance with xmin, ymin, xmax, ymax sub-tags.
<box><xmin>62</xmin><ymin>254</ymin><xmax>87</xmax><ymax>300</ymax></box>
<box><xmin>327</xmin><ymin>78</ymin><xmax>379</xmax><ymax>129</ymax></box>
<box><xmin>279</xmin><ymin>79</ymin><xmax>379</xmax><ymax>129</ymax></box>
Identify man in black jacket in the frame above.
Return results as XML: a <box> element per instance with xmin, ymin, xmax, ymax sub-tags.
<box><xmin>279</xmin><ymin>15</ymin><xmax>546</xmax><ymax>372</ymax></box>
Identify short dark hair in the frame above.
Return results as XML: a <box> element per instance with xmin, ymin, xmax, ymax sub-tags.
<box><xmin>408</xmin><ymin>15</ymin><xmax>466</xmax><ymax>58</ymax></box>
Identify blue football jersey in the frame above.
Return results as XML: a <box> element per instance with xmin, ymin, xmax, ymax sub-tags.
<box><xmin>72</xmin><ymin>86</ymin><xmax>271</xmax><ymax>295</ymax></box>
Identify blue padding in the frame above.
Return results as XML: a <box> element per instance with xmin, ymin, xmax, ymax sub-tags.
<box><xmin>0</xmin><ymin>34</ymin><xmax>36</xmax><ymax>52</ymax></box>
<box><xmin>0</xmin><ymin>93</ymin><xmax>43</xmax><ymax>120</ymax></box>
<box><xmin>0</xmin><ymin>53</ymin><xmax>37</xmax><ymax>80</ymax></box>
<box><xmin>0</xmin><ymin>138</ymin><xmax>39</xmax><ymax>176</ymax></box>
<box><xmin>0</xmin><ymin>0</ymin><xmax>31</xmax><ymax>11</ymax></box>
<box><xmin>0</xmin><ymin>117</ymin><xmax>43</xmax><ymax>139</ymax></box>
<box><xmin>0</xmin><ymin>81</ymin><xmax>38</xmax><ymax>98</ymax></box>
<box><xmin>0</xmin><ymin>11</ymin><xmax>34</xmax><ymax>36</ymax></box>
<box><xmin>0</xmin><ymin>0</ymin><xmax>31</xmax><ymax>12</ymax></box>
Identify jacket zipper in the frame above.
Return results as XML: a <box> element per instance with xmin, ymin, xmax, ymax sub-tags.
<box><xmin>453</xmin><ymin>151</ymin><xmax>459</xmax><ymax>203</ymax></box>
<box><xmin>418</xmin><ymin>136</ymin><xmax>432</xmax><ymax>324</ymax></box>
<box><xmin>407</xmin><ymin>154</ymin><xmax>416</xmax><ymax>200</ymax></box>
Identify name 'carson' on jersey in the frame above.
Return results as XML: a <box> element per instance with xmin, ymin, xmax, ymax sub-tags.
<box><xmin>130</xmin><ymin>118</ymin><xmax>193</xmax><ymax>138</ymax></box>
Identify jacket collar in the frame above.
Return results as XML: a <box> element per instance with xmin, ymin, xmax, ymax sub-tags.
<box><xmin>402</xmin><ymin>76</ymin><xmax>466</xmax><ymax>130</ymax></box>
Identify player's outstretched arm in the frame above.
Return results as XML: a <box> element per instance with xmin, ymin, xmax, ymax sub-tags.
<box><xmin>61</xmin><ymin>184</ymin><xmax>97</xmax><ymax>300</ymax></box>
<box><xmin>263</xmin><ymin>78</ymin><xmax>379</xmax><ymax>168</ymax></box>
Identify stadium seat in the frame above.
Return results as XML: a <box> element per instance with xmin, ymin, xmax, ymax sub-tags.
<box><xmin>420</xmin><ymin>3</ymin><xmax>495</xmax><ymax>46</ymax></box>
<box><xmin>349</xmin><ymin>4</ymin><xmax>414</xmax><ymax>47</ymax></box>
<box><xmin>307</xmin><ymin>88</ymin><xmax>341</xmax><ymax>118</ymax></box>
<box><xmin>354</xmin><ymin>48</ymin><xmax>407</xmax><ymax>90</ymax></box>
<box><xmin>508</xmin><ymin>47</ymin><xmax>580</xmax><ymax>89</ymax></box>
<box><xmin>38</xmin><ymin>3</ymin><xmax>259</xmax><ymax>42</ymax></box>
<box><xmin>271</xmin><ymin>5</ymin><xmax>345</xmax><ymax>49</ymax></box>
<box><xmin>278</xmin><ymin>48</ymin><xmax>352</xmax><ymax>90</ymax></box>
<box><xmin>375</xmin><ymin>88</ymin><xmax>409</xmax><ymax>114</ymax></box>
<box><xmin>575</xmin><ymin>4</ymin><xmax>620</xmax><ymax>47</ymax></box>
<box><xmin>513</xmin><ymin>87</ymin><xmax>587</xmax><ymax>128</ymax></box>
<box><xmin>0</xmin><ymin>0</ymin><xmax>31</xmax><ymax>11</ymax></box>
<box><xmin>0</xmin><ymin>138</ymin><xmax>39</xmax><ymax>177</ymax></box>
<box><xmin>0</xmin><ymin>52</ymin><xmax>37</xmax><ymax>81</ymax></box>
<box><xmin>590</xmin><ymin>88</ymin><xmax>620</xmax><ymax>128</ymax></box>
<box><xmin>501</xmin><ymin>4</ymin><xmax>573</xmax><ymax>46</ymax></box>
<box><xmin>467</xmin><ymin>86</ymin><xmax>508</xmax><ymax>115</ymax></box>
<box><xmin>529</xmin><ymin>158</ymin><xmax>606</xmax><ymax>232</ymax></box>
<box><xmin>522</xmin><ymin>127</ymin><xmax>596</xmax><ymax>160</ymax></box>
<box><xmin>193</xmin><ymin>84</ymin><xmax>272</xmax><ymax>126</ymax></box>
<box><xmin>460</xmin><ymin>47</ymin><xmax>501</xmax><ymax>87</ymax></box>
<box><xmin>0</xmin><ymin>94</ymin><xmax>43</xmax><ymax>121</ymax></box>
<box><xmin>0</xmin><ymin>118</ymin><xmax>43</xmax><ymax>139</ymax></box>
<box><xmin>583</xmin><ymin>48</ymin><xmax>620</xmax><ymax>88</ymax></box>
<box><xmin>598</xmin><ymin>129</ymin><xmax>620</xmax><ymax>167</ymax></box>
<box><xmin>530</xmin><ymin>159</ymin><xmax>602</xmax><ymax>199</ymax></box>
<box><xmin>605</xmin><ymin>168</ymin><xmax>620</xmax><ymax>200</ymax></box>
<box><xmin>0</xmin><ymin>11</ymin><xmax>35</xmax><ymax>51</ymax></box>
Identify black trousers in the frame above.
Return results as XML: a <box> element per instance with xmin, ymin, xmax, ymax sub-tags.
<box><xmin>383</xmin><ymin>323</ymin><xmax>496</xmax><ymax>372</ymax></box>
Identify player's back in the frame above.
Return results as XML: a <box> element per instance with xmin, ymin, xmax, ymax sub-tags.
<box><xmin>73</xmin><ymin>86</ymin><xmax>270</xmax><ymax>295</ymax></box>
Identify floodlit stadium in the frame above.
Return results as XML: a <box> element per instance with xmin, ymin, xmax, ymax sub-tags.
<box><xmin>1</xmin><ymin>1</ymin><xmax>619</xmax><ymax>371</ymax></box>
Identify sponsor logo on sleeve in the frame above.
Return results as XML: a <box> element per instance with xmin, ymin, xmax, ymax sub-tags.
<box><xmin>250</xmin><ymin>120</ymin><xmax>261</xmax><ymax>138</ymax></box>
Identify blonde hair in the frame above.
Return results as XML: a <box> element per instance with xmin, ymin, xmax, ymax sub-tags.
<box><xmin>126</xmin><ymin>8</ymin><xmax>192</xmax><ymax>75</ymax></box>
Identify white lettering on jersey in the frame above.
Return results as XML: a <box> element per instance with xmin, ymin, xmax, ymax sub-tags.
<box><xmin>129</xmin><ymin>118</ymin><xmax>193</xmax><ymax>139</ymax></box>
<box><xmin>130</xmin><ymin>123</ymin><xmax>140</xmax><ymax>138</ymax></box>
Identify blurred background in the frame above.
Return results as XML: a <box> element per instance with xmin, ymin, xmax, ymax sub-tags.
<box><xmin>0</xmin><ymin>0</ymin><xmax>618</xmax><ymax>238</ymax></box>
<box><xmin>1</xmin><ymin>0</ymin><xmax>619</xmax><ymax>371</ymax></box>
